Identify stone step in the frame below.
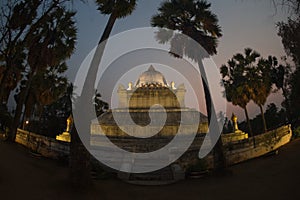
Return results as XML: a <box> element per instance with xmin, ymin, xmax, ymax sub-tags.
<box><xmin>118</xmin><ymin>164</ymin><xmax>185</xmax><ymax>185</ymax></box>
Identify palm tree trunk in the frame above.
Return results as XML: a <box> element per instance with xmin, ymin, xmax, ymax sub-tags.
<box><xmin>70</xmin><ymin>126</ymin><xmax>92</xmax><ymax>188</ymax></box>
<box><xmin>244</xmin><ymin>107</ymin><xmax>256</xmax><ymax>147</ymax></box>
<box><xmin>99</xmin><ymin>13</ymin><xmax>117</xmax><ymax>44</ymax></box>
<box><xmin>22</xmin><ymin>90</ymin><xmax>34</xmax><ymax>125</ymax></box>
<box><xmin>9</xmin><ymin>69</ymin><xmax>35</xmax><ymax>141</ymax></box>
<box><xmin>198</xmin><ymin>60</ymin><xmax>226</xmax><ymax>170</ymax></box>
<box><xmin>259</xmin><ymin>104</ymin><xmax>267</xmax><ymax>132</ymax></box>
<box><xmin>7</xmin><ymin>1</ymin><xmax>62</xmax><ymax>141</ymax></box>
<box><xmin>69</xmin><ymin>12</ymin><xmax>117</xmax><ymax>188</ymax></box>
<box><xmin>0</xmin><ymin>67</ymin><xmax>12</xmax><ymax>103</ymax></box>
<box><xmin>1</xmin><ymin>1</ymin><xmax>58</xmax><ymax>104</ymax></box>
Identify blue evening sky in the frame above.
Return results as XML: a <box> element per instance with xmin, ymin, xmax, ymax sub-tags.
<box><xmin>67</xmin><ymin>0</ymin><xmax>289</xmax><ymax>120</ymax></box>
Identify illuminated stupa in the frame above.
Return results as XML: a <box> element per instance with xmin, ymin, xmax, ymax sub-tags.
<box><xmin>91</xmin><ymin>65</ymin><xmax>208</xmax><ymax>138</ymax></box>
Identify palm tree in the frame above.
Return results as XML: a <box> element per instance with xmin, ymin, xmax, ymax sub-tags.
<box><xmin>220</xmin><ymin>48</ymin><xmax>262</xmax><ymax>145</ymax></box>
<box><xmin>233</xmin><ymin>48</ymin><xmax>261</xmax><ymax>136</ymax></box>
<box><xmin>70</xmin><ymin>0</ymin><xmax>137</xmax><ymax>188</ymax></box>
<box><xmin>75</xmin><ymin>0</ymin><xmax>137</xmax><ymax>139</ymax></box>
<box><xmin>10</xmin><ymin>5</ymin><xmax>77</xmax><ymax>141</ymax></box>
<box><xmin>250</xmin><ymin>57</ymin><xmax>274</xmax><ymax>132</ymax></box>
<box><xmin>96</xmin><ymin>0</ymin><xmax>137</xmax><ymax>43</ymax></box>
<box><xmin>221</xmin><ymin>61</ymin><xmax>253</xmax><ymax>134</ymax></box>
<box><xmin>151</xmin><ymin>0</ymin><xmax>225</xmax><ymax>170</ymax></box>
<box><xmin>0</xmin><ymin>0</ymin><xmax>40</xmax><ymax>104</ymax></box>
<box><xmin>77</xmin><ymin>0</ymin><xmax>137</xmax><ymax>122</ymax></box>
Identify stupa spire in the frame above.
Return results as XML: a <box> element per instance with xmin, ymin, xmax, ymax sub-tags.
<box><xmin>148</xmin><ymin>65</ymin><xmax>155</xmax><ymax>71</ymax></box>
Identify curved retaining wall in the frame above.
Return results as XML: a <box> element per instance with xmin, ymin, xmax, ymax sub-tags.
<box><xmin>224</xmin><ymin>125</ymin><xmax>292</xmax><ymax>167</ymax></box>
<box><xmin>15</xmin><ymin>125</ymin><xmax>292</xmax><ymax>170</ymax></box>
<box><xmin>15</xmin><ymin>129</ymin><xmax>69</xmax><ymax>159</ymax></box>
<box><xmin>181</xmin><ymin>125</ymin><xmax>293</xmax><ymax>169</ymax></box>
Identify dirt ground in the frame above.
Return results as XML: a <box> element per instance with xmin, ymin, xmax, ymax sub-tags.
<box><xmin>1</xmin><ymin>139</ymin><xmax>300</xmax><ymax>200</ymax></box>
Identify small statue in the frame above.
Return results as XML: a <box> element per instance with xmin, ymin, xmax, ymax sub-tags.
<box><xmin>222</xmin><ymin>113</ymin><xmax>248</xmax><ymax>143</ymax></box>
<box><xmin>231</xmin><ymin>113</ymin><xmax>239</xmax><ymax>132</ymax></box>
<box><xmin>171</xmin><ymin>81</ymin><xmax>176</xmax><ymax>89</ymax></box>
<box><xmin>128</xmin><ymin>82</ymin><xmax>133</xmax><ymax>90</ymax></box>
<box><xmin>66</xmin><ymin>115</ymin><xmax>73</xmax><ymax>133</ymax></box>
<box><xmin>56</xmin><ymin>114</ymin><xmax>72</xmax><ymax>142</ymax></box>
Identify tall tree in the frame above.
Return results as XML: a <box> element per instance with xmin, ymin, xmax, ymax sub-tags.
<box><xmin>0</xmin><ymin>0</ymin><xmax>76</xmax><ymax>140</ymax></box>
<box><xmin>151</xmin><ymin>0</ymin><xmax>226</xmax><ymax>170</ymax></box>
<box><xmin>222</xmin><ymin>49</ymin><xmax>278</xmax><ymax>134</ymax></box>
<box><xmin>221</xmin><ymin>48</ymin><xmax>263</xmax><ymax>145</ymax></box>
<box><xmin>221</xmin><ymin>58</ymin><xmax>253</xmax><ymax>138</ymax></box>
<box><xmin>70</xmin><ymin>0</ymin><xmax>137</xmax><ymax>188</ymax></box>
<box><xmin>75</xmin><ymin>0</ymin><xmax>137</xmax><ymax>144</ymax></box>
<box><xmin>278</xmin><ymin>17</ymin><xmax>300</xmax><ymax>66</ymax></box>
<box><xmin>250</xmin><ymin>57</ymin><xmax>274</xmax><ymax>132</ymax></box>
<box><xmin>270</xmin><ymin>58</ymin><xmax>292</xmax><ymax>122</ymax></box>
<box><xmin>95</xmin><ymin>0</ymin><xmax>137</xmax><ymax>42</ymax></box>
<box><xmin>8</xmin><ymin>1</ymin><xmax>76</xmax><ymax>141</ymax></box>
<box><xmin>276</xmin><ymin>0</ymin><xmax>300</xmax><ymax>126</ymax></box>
<box><xmin>0</xmin><ymin>0</ymin><xmax>40</xmax><ymax>104</ymax></box>
<box><xmin>289</xmin><ymin>68</ymin><xmax>300</xmax><ymax>124</ymax></box>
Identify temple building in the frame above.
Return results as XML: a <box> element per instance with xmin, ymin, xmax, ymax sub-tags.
<box><xmin>91</xmin><ymin>65</ymin><xmax>208</xmax><ymax>137</ymax></box>
<box><xmin>118</xmin><ymin>65</ymin><xmax>185</xmax><ymax>109</ymax></box>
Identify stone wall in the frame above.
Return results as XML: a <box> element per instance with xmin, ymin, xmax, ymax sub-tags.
<box><xmin>15</xmin><ymin>128</ymin><xmax>69</xmax><ymax>159</ymax></box>
<box><xmin>14</xmin><ymin>125</ymin><xmax>292</xmax><ymax>172</ymax></box>
<box><xmin>179</xmin><ymin>125</ymin><xmax>293</xmax><ymax>170</ymax></box>
<box><xmin>224</xmin><ymin>125</ymin><xmax>292</xmax><ymax>166</ymax></box>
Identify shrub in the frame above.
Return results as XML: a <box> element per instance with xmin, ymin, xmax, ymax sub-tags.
<box><xmin>293</xmin><ymin>126</ymin><xmax>300</xmax><ymax>138</ymax></box>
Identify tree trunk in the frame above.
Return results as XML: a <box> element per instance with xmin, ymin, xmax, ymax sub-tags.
<box><xmin>69</xmin><ymin>12</ymin><xmax>117</xmax><ymax>188</ymax></box>
<box><xmin>22</xmin><ymin>90</ymin><xmax>34</xmax><ymax>126</ymax></box>
<box><xmin>244</xmin><ymin>107</ymin><xmax>255</xmax><ymax>147</ymax></box>
<box><xmin>9</xmin><ymin>69</ymin><xmax>35</xmax><ymax>141</ymax></box>
<box><xmin>259</xmin><ymin>104</ymin><xmax>267</xmax><ymax>132</ymax></box>
<box><xmin>7</xmin><ymin>1</ymin><xmax>62</xmax><ymax>141</ymax></box>
<box><xmin>0</xmin><ymin>1</ymin><xmax>57</xmax><ymax>104</ymax></box>
<box><xmin>198</xmin><ymin>60</ymin><xmax>226</xmax><ymax>170</ymax></box>
<box><xmin>0</xmin><ymin>67</ymin><xmax>12</xmax><ymax>104</ymax></box>
<box><xmin>282</xmin><ymin>88</ymin><xmax>291</xmax><ymax>123</ymax></box>
<box><xmin>99</xmin><ymin>13</ymin><xmax>117</xmax><ymax>44</ymax></box>
<box><xmin>69</xmin><ymin>126</ymin><xmax>92</xmax><ymax>189</ymax></box>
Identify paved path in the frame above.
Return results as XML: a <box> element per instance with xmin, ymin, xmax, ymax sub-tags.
<box><xmin>1</xmin><ymin>139</ymin><xmax>300</xmax><ymax>200</ymax></box>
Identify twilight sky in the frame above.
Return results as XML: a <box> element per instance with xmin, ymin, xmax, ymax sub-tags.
<box><xmin>67</xmin><ymin>0</ymin><xmax>289</xmax><ymax>121</ymax></box>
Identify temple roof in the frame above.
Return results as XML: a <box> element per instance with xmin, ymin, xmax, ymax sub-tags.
<box><xmin>135</xmin><ymin>65</ymin><xmax>168</xmax><ymax>88</ymax></box>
